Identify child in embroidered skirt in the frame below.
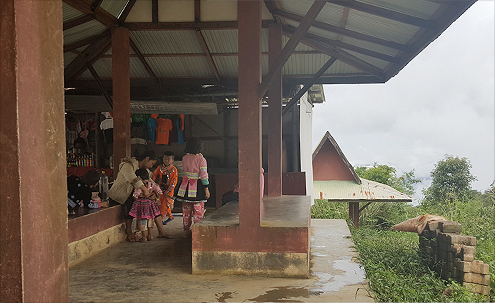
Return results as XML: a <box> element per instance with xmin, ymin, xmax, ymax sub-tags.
<box><xmin>175</xmin><ymin>137</ymin><xmax>210</xmax><ymax>238</ymax></box>
<box><xmin>152</xmin><ymin>151</ymin><xmax>178</xmax><ymax>225</ymax></box>
<box><xmin>129</xmin><ymin>168</ymin><xmax>163</xmax><ymax>242</ymax></box>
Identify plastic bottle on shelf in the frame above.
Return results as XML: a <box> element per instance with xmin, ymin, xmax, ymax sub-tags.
<box><xmin>99</xmin><ymin>171</ymin><xmax>109</xmax><ymax>202</ymax></box>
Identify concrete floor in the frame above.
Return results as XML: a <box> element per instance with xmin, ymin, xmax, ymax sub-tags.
<box><xmin>69</xmin><ymin>218</ymin><xmax>374</xmax><ymax>302</ymax></box>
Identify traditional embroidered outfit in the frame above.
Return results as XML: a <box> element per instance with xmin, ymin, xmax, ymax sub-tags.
<box><xmin>129</xmin><ymin>181</ymin><xmax>162</xmax><ymax>230</ymax></box>
<box><xmin>175</xmin><ymin>154</ymin><xmax>209</xmax><ymax>231</ymax></box>
<box><xmin>152</xmin><ymin>164</ymin><xmax>178</xmax><ymax>219</ymax></box>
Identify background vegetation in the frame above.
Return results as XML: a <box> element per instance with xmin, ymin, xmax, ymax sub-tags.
<box><xmin>311</xmin><ymin>155</ymin><xmax>494</xmax><ymax>302</ymax></box>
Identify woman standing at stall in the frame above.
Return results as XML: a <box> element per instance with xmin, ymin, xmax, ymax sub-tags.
<box><xmin>108</xmin><ymin>150</ymin><xmax>172</xmax><ymax>241</ymax></box>
<box><xmin>175</xmin><ymin>137</ymin><xmax>210</xmax><ymax>238</ymax></box>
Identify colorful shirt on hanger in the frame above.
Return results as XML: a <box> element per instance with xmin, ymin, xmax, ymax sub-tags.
<box><xmin>156</xmin><ymin>118</ymin><xmax>173</xmax><ymax>145</ymax></box>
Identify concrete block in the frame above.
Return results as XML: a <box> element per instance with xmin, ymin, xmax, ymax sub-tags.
<box><xmin>481</xmin><ymin>285</ymin><xmax>490</xmax><ymax>296</ymax></box>
<box><xmin>463</xmin><ymin>282</ymin><xmax>483</xmax><ymax>294</ymax></box>
<box><xmin>461</xmin><ymin>245</ymin><xmax>476</xmax><ymax>256</ymax></box>
<box><xmin>427</xmin><ymin>221</ymin><xmax>442</xmax><ymax>231</ymax></box>
<box><xmin>449</xmin><ymin>234</ymin><xmax>476</xmax><ymax>246</ymax></box>
<box><xmin>440</xmin><ymin>221</ymin><xmax>462</xmax><ymax>233</ymax></box>
<box><xmin>462</xmin><ymin>253</ymin><xmax>475</xmax><ymax>262</ymax></box>
<box><xmin>455</xmin><ymin>259</ymin><xmax>472</xmax><ymax>272</ymax></box>
<box><xmin>462</xmin><ymin>273</ymin><xmax>490</xmax><ymax>285</ymax></box>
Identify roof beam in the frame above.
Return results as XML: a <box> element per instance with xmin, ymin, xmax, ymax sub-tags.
<box><xmin>129</xmin><ymin>39</ymin><xmax>159</xmax><ymax>84</ymax></box>
<box><xmin>63</xmin><ymin>0</ymin><xmax>118</xmax><ymax>28</ymax></box>
<box><xmin>118</xmin><ymin>0</ymin><xmax>137</xmax><ymax>23</ymax></box>
<box><xmin>195</xmin><ymin>0</ymin><xmax>201</xmax><ymax>22</ymax></box>
<box><xmin>327</xmin><ymin>0</ymin><xmax>437</xmax><ymax>30</ymax></box>
<box><xmin>195</xmin><ymin>30</ymin><xmax>221</xmax><ymax>82</ymax></box>
<box><xmin>284</xmin><ymin>26</ymin><xmax>399</xmax><ymax>63</ymax></box>
<box><xmin>259</xmin><ymin>0</ymin><xmax>327</xmax><ymax>99</ymax></box>
<box><xmin>282</xmin><ymin>57</ymin><xmax>337</xmax><ymax>116</ymax></box>
<box><xmin>124</xmin><ymin>20</ymin><xmax>272</xmax><ymax>31</ymax></box>
<box><xmin>64</xmin><ymin>30</ymin><xmax>110</xmax><ymax>53</ymax></box>
<box><xmin>65</xmin><ymin>37</ymin><xmax>112</xmax><ymax>82</ymax></box>
<box><xmin>63</xmin><ymin>14</ymin><xmax>94</xmax><ymax>31</ymax></box>
<box><xmin>271</xmin><ymin>9</ymin><xmax>411</xmax><ymax>52</ymax></box>
<box><xmin>292</xmin><ymin>32</ymin><xmax>385</xmax><ymax>80</ymax></box>
<box><xmin>87</xmin><ymin>63</ymin><xmax>113</xmax><ymax>108</ymax></box>
<box><xmin>91</xmin><ymin>0</ymin><xmax>103</xmax><ymax>12</ymax></box>
<box><xmin>152</xmin><ymin>0</ymin><xmax>158</xmax><ymax>23</ymax></box>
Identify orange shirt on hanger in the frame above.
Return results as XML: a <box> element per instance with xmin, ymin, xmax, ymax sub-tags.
<box><xmin>156</xmin><ymin>118</ymin><xmax>173</xmax><ymax>145</ymax></box>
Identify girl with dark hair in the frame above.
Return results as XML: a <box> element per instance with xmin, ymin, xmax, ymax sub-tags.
<box><xmin>108</xmin><ymin>150</ymin><xmax>172</xmax><ymax>241</ymax></box>
<box><xmin>175</xmin><ymin>137</ymin><xmax>210</xmax><ymax>238</ymax></box>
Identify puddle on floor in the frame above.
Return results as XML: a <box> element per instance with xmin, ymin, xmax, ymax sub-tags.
<box><xmin>247</xmin><ymin>287</ymin><xmax>313</xmax><ymax>302</ymax></box>
<box><xmin>311</xmin><ymin>256</ymin><xmax>366</xmax><ymax>293</ymax></box>
<box><xmin>215</xmin><ymin>291</ymin><xmax>236</xmax><ymax>302</ymax></box>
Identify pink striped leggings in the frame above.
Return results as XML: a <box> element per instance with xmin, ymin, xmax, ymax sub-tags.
<box><xmin>182</xmin><ymin>202</ymin><xmax>205</xmax><ymax>230</ymax></box>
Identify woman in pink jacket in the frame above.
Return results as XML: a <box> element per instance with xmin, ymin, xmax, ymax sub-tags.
<box><xmin>175</xmin><ymin>137</ymin><xmax>210</xmax><ymax>238</ymax></box>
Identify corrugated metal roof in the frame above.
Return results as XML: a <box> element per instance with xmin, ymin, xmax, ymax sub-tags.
<box><xmin>63</xmin><ymin>20</ymin><xmax>107</xmax><ymax>45</ymax></box>
<box><xmin>314</xmin><ymin>179</ymin><xmax>412</xmax><ymax>201</ymax></box>
<box><xmin>202</xmin><ymin>30</ymin><xmax>238</xmax><ymax>54</ymax></box>
<box><xmin>130</xmin><ymin>31</ymin><xmax>203</xmax><ymax>54</ymax></box>
<box><xmin>359</xmin><ymin>0</ymin><xmax>440</xmax><ymax>19</ymax></box>
<box><xmin>345</xmin><ymin>9</ymin><xmax>420</xmax><ymax>44</ymax></box>
<box><xmin>61</xmin><ymin>0</ymin><xmax>477</xmax><ymax>101</ymax></box>
<box><xmin>99</xmin><ymin>0</ymin><xmax>128</xmax><ymax>18</ymax></box>
<box><xmin>62</xmin><ymin>2</ymin><xmax>84</xmax><ymax>22</ymax></box>
<box><xmin>145</xmin><ymin>57</ymin><xmax>213</xmax><ymax>78</ymax></box>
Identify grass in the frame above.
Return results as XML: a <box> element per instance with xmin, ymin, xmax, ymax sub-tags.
<box><xmin>311</xmin><ymin>199</ymin><xmax>494</xmax><ymax>302</ymax></box>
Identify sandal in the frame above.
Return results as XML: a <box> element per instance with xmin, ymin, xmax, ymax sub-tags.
<box><xmin>126</xmin><ymin>235</ymin><xmax>138</xmax><ymax>242</ymax></box>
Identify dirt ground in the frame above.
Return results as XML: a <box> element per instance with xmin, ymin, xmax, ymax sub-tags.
<box><xmin>69</xmin><ymin>218</ymin><xmax>374</xmax><ymax>302</ymax></box>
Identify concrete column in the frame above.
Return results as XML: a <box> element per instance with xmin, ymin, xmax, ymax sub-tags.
<box><xmin>267</xmin><ymin>23</ymin><xmax>283</xmax><ymax>196</ymax></box>
<box><xmin>238</xmin><ymin>0</ymin><xmax>262</xmax><ymax>228</ymax></box>
<box><xmin>112</xmin><ymin>27</ymin><xmax>131</xmax><ymax>172</ymax></box>
<box><xmin>0</xmin><ymin>1</ymin><xmax>68</xmax><ymax>301</ymax></box>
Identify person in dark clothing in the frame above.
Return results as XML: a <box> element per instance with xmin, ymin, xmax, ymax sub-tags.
<box><xmin>67</xmin><ymin>169</ymin><xmax>100</xmax><ymax>214</ymax></box>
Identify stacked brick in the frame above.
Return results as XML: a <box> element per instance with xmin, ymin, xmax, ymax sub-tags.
<box><xmin>419</xmin><ymin>220</ymin><xmax>490</xmax><ymax>297</ymax></box>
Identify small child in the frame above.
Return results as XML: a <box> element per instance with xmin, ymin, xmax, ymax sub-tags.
<box><xmin>152</xmin><ymin>151</ymin><xmax>178</xmax><ymax>225</ymax></box>
<box><xmin>129</xmin><ymin>168</ymin><xmax>163</xmax><ymax>242</ymax></box>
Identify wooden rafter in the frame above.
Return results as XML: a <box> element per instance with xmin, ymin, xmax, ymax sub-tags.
<box><xmin>87</xmin><ymin>63</ymin><xmax>113</xmax><ymax>107</ymax></box>
<box><xmin>63</xmin><ymin>0</ymin><xmax>118</xmax><ymax>28</ymax></box>
<box><xmin>152</xmin><ymin>0</ymin><xmax>158</xmax><ymax>23</ymax></box>
<box><xmin>271</xmin><ymin>9</ymin><xmax>411</xmax><ymax>52</ymax></box>
<box><xmin>337</xmin><ymin>8</ymin><xmax>350</xmax><ymax>41</ymax></box>
<box><xmin>195</xmin><ymin>30</ymin><xmax>221</xmax><ymax>82</ymax></box>
<box><xmin>118</xmin><ymin>0</ymin><xmax>137</xmax><ymax>23</ymax></box>
<box><xmin>64</xmin><ymin>30</ymin><xmax>110</xmax><ymax>53</ymax></box>
<box><xmin>65</xmin><ymin>37</ymin><xmax>112</xmax><ymax>82</ymax></box>
<box><xmin>195</xmin><ymin>0</ymin><xmax>201</xmax><ymax>22</ymax></box>
<box><xmin>91</xmin><ymin>0</ymin><xmax>103</xmax><ymax>12</ymax></box>
<box><xmin>129</xmin><ymin>39</ymin><xmax>159</xmax><ymax>84</ymax></box>
<box><xmin>263</xmin><ymin>0</ymin><xmax>283</xmax><ymax>24</ymax></box>
<box><xmin>327</xmin><ymin>0</ymin><xmax>437</xmax><ymax>30</ymax></box>
<box><xmin>124</xmin><ymin>20</ymin><xmax>272</xmax><ymax>31</ymax></box>
<box><xmin>282</xmin><ymin>57</ymin><xmax>337</xmax><ymax>116</ymax></box>
<box><xmin>99</xmin><ymin>50</ymin><xmax>324</xmax><ymax>59</ymax></box>
<box><xmin>63</xmin><ymin>15</ymin><xmax>94</xmax><ymax>31</ymax></box>
<box><xmin>259</xmin><ymin>0</ymin><xmax>327</xmax><ymax>99</ymax></box>
<box><xmin>295</xmin><ymin>33</ymin><xmax>385</xmax><ymax>80</ymax></box>
<box><xmin>284</xmin><ymin>26</ymin><xmax>399</xmax><ymax>63</ymax></box>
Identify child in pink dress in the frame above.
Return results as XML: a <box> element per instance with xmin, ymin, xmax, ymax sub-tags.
<box><xmin>129</xmin><ymin>168</ymin><xmax>162</xmax><ymax>242</ymax></box>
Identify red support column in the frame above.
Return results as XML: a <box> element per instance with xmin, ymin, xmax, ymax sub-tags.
<box><xmin>238</xmin><ymin>0</ymin><xmax>262</xmax><ymax>228</ymax></box>
<box><xmin>267</xmin><ymin>23</ymin><xmax>283</xmax><ymax>197</ymax></box>
<box><xmin>112</xmin><ymin>27</ymin><xmax>131</xmax><ymax>172</ymax></box>
<box><xmin>0</xmin><ymin>1</ymin><xmax>68</xmax><ymax>301</ymax></box>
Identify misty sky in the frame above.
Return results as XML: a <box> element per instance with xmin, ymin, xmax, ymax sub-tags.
<box><xmin>312</xmin><ymin>1</ymin><xmax>494</xmax><ymax>201</ymax></box>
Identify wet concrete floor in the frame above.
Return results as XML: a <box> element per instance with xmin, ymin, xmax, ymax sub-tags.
<box><xmin>69</xmin><ymin>219</ymin><xmax>374</xmax><ymax>302</ymax></box>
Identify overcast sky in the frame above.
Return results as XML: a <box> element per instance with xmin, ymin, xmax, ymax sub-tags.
<box><xmin>312</xmin><ymin>1</ymin><xmax>494</xmax><ymax>202</ymax></box>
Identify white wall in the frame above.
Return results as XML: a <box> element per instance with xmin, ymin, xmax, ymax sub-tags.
<box><xmin>299</xmin><ymin>93</ymin><xmax>314</xmax><ymax>204</ymax></box>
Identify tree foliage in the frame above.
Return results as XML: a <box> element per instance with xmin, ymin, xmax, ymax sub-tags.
<box><xmin>355</xmin><ymin>163</ymin><xmax>420</xmax><ymax>196</ymax></box>
<box><xmin>422</xmin><ymin>155</ymin><xmax>477</xmax><ymax>205</ymax></box>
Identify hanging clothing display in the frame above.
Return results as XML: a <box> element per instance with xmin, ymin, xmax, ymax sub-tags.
<box><xmin>156</xmin><ymin>118</ymin><xmax>173</xmax><ymax>145</ymax></box>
